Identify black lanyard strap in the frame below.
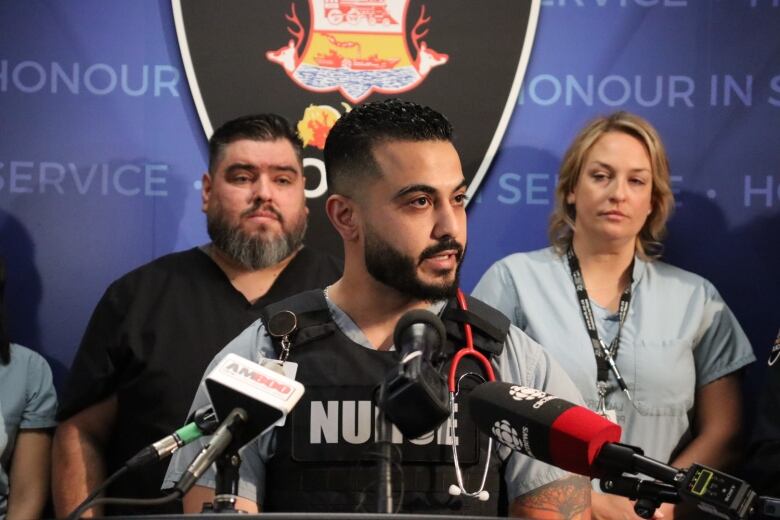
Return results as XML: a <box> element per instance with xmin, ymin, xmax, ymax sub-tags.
<box><xmin>566</xmin><ymin>248</ymin><xmax>633</xmax><ymax>399</ymax></box>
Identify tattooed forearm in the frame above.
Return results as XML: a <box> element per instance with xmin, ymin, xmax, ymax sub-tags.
<box><xmin>510</xmin><ymin>475</ymin><xmax>591</xmax><ymax>519</ymax></box>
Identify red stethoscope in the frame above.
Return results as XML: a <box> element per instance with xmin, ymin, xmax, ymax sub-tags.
<box><xmin>446</xmin><ymin>288</ymin><xmax>495</xmax><ymax>502</ymax></box>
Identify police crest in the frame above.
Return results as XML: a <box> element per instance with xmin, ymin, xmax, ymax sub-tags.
<box><xmin>266</xmin><ymin>1</ymin><xmax>448</xmax><ymax>103</ymax></box>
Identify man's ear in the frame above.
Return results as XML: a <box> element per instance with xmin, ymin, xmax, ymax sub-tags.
<box><xmin>325</xmin><ymin>194</ymin><xmax>361</xmax><ymax>242</ymax></box>
<box><xmin>201</xmin><ymin>173</ymin><xmax>212</xmax><ymax>212</ymax></box>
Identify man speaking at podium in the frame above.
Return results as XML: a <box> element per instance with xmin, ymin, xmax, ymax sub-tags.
<box><xmin>165</xmin><ymin>99</ymin><xmax>591</xmax><ymax>517</ymax></box>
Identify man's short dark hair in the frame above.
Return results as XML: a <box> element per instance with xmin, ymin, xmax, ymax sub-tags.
<box><xmin>208</xmin><ymin>114</ymin><xmax>304</xmax><ymax>174</ymax></box>
<box><xmin>324</xmin><ymin>99</ymin><xmax>453</xmax><ymax>196</ymax></box>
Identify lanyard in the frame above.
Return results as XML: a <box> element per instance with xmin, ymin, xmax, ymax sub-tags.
<box><xmin>566</xmin><ymin>248</ymin><xmax>633</xmax><ymax>401</ymax></box>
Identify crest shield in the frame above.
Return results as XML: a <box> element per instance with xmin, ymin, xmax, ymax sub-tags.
<box><xmin>266</xmin><ymin>0</ymin><xmax>448</xmax><ymax>103</ymax></box>
<box><xmin>174</xmin><ymin>0</ymin><xmax>539</xmax><ymax>256</ymax></box>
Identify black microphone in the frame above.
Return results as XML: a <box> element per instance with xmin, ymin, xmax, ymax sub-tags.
<box><xmin>378</xmin><ymin>309</ymin><xmax>450</xmax><ymax>439</ymax></box>
<box><xmin>394</xmin><ymin>309</ymin><xmax>447</xmax><ymax>360</ymax></box>
<box><xmin>174</xmin><ymin>408</ymin><xmax>248</xmax><ymax>495</ymax></box>
<box><xmin>125</xmin><ymin>405</ymin><xmax>219</xmax><ymax>469</ymax></box>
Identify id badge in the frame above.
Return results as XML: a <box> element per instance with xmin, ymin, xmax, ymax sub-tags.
<box><xmin>599</xmin><ymin>409</ymin><xmax>618</xmax><ymax>424</ymax></box>
<box><xmin>259</xmin><ymin>358</ymin><xmax>299</xmax><ymax>427</ymax></box>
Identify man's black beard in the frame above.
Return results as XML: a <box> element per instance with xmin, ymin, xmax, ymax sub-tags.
<box><xmin>207</xmin><ymin>204</ymin><xmax>307</xmax><ymax>270</ymax></box>
<box><xmin>364</xmin><ymin>228</ymin><xmax>464</xmax><ymax>302</ymax></box>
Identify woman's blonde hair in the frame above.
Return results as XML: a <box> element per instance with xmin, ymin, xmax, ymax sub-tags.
<box><xmin>548</xmin><ymin>111</ymin><xmax>674</xmax><ymax>260</ymax></box>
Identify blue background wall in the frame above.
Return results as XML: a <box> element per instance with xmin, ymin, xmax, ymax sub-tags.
<box><xmin>1</xmin><ymin>1</ymin><xmax>778</xmax><ymax>424</ymax></box>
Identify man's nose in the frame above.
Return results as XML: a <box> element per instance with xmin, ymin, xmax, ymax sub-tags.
<box><xmin>251</xmin><ymin>176</ymin><xmax>273</xmax><ymax>202</ymax></box>
<box><xmin>433</xmin><ymin>202</ymin><xmax>462</xmax><ymax>239</ymax></box>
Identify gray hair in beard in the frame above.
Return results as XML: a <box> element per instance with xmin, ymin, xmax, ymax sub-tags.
<box><xmin>207</xmin><ymin>207</ymin><xmax>307</xmax><ymax>270</ymax></box>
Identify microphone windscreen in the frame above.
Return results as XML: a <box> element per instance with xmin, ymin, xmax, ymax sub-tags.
<box><xmin>549</xmin><ymin>404</ymin><xmax>622</xmax><ymax>476</ymax></box>
<box><xmin>205</xmin><ymin>353</ymin><xmax>305</xmax><ymax>446</ymax></box>
<box><xmin>393</xmin><ymin>309</ymin><xmax>446</xmax><ymax>358</ymax></box>
<box><xmin>467</xmin><ymin>381</ymin><xmax>621</xmax><ymax>477</ymax></box>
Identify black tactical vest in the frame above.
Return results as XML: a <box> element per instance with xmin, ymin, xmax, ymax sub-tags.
<box><xmin>258</xmin><ymin>290</ymin><xmax>511</xmax><ymax>515</ymax></box>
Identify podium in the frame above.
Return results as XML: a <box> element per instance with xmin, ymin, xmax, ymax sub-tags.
<box><xmin>90</xmin><ymin>515</ymin><xmax>509</xmax><ymax>520</ymax></box>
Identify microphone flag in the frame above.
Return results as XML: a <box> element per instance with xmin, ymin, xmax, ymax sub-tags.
<box><xmin>205</xmin><ymin>353</ymin><xmax>305</xmax><ymax>446</ymax></box>
<box><xmin>468</xmin><ymin>381</ymin><xmax>622</xmax><ymax>477</ymax></box>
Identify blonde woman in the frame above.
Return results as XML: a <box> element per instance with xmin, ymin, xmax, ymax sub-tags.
<box><xmin>474</xmin><ymin>112</ymin><xmax>754</xmax><ymax>519</ymax></box>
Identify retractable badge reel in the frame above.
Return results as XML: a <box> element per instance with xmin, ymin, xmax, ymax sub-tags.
<box><xmin>267</xmin><ymin>310</ymin><xmax>299</xmax><ymax>379</ymax></box>
<box><xmin>268</xmin><ymin>310</ymin><xmax>297</xmax><ymax>362</ymax></box>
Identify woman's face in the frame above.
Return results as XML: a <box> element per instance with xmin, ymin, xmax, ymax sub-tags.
<box><xmin>567</xmin><ymin>131</ymin><xmax>653</xmax><ymax>247</ymax></box>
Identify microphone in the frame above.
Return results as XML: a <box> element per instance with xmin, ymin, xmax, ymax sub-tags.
<box><xmin>174</xmin><ymin>353</ymin><xmax>305</xmax><ymax>495</ymax></box>
<box><xmin>394</xmin><ymin>309</ymin><xmax>447</xmax><ymax>360</ymax></box>
<box><xmin>466</xmin><ymin>381</ymin><xmax>623</xmax><ymax>478</ymax></box>
<box><xmin>378</xmin><ymin>310</ymin><xmax>450</xmax><ymax>439</ymax></box>
<box><xmin>469</xmin><ymin>383</ymin><xmax>766</xmax><ymax>519</ymax></box>
<box><xmin>125</xmin><ymin>405</ymin><xmax>219</xmax><ymax>469</ymax></box>
<box><xmin>174</xmin><ymin>407</ymin><xmax>248</xmax><ymax>495</ymax></box>
<box><xmin>204</xmin><ymin>353</ymin><xmax>305</xmax><ymax>445</ymax></box>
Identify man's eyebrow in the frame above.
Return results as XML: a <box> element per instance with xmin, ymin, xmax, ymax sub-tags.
<box><xmin>225</xmin><ymin>163</ymin><xmax>258</xmax><ymax>175</ymax></box>
<box><xmin>224</xmin><ymin>163</ymin><xmax>301</xmax><ymax>175</ymax></box>
<box><xmin>269</xmin><ymin>163</ymin><xmax>302</xmax><ymax>175</ymax></box>
<box><xmin>393</xmin><ymin>179</ymin><xmax>468</xmax><ymax>199</ymax></box>
<box><xmin>393</xmin><ymin>184</ymin><xmax>437</xmax><ymax>199</ymax></box>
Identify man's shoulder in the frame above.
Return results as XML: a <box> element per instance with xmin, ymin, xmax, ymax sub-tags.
<box><xmin>289</xmin><ymin>246</ymin><xmax>343</xmax><ymax>278</ymax></box>
<box><xmin>462</xmin><ymin>294</ymin><xmax>511</xmax><ymax>333</ymax></box>
<box><xmin>107</xmin><ymin>247</ymin><xmax>211</xmax><ymax>289</ymax></box>
<box><xmin>123</xmin><ymin>247</ymin><xmax>207</xmax><ymax>277</ymax></box>
<box><xmin>90</xmin><ymin>248</ymin><xmax>217</xmax><ymax>316</ymax></box>
<box><xmin>260</xmin><ymin>288</ymin><xmax>330</xmax><ymax>328</ymax></box>
<box><xmin>501</xmin><ymin>325</ymin><xmax>585</xmax><ymax>405</ymax></box>
<box><xmin>262</xmin><ymin>247</ymin><xmax>342</xmax><ymax>305</ymax></box>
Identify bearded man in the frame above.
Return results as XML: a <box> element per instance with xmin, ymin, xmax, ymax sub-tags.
<box><xmin>52</xmin><ymin>114</ymin><xmax>341</xmax><ymax>517</ymax></box>
<box><xmin>165</xmin><ymin>100</ymin><xmax>590</xmax><ymax>518</ymax></box>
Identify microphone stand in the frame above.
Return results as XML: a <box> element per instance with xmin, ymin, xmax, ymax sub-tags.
<box><xmin>597</xmin><ymin>450</ymin><xmax>780</xmax><ymax>520</ymax></box>
<box><xmin>601</xmin><ymin>475</ymin><xmax>681</xmax><ymax>519</ymax></box>
<box><xmin>208</xmin><ymin>449</ymin><xmax>243</xmax><ymax>513</ymax></box>
<box><xmin>374</xmin><ymin>384</ymin><xmax>393</xmax><ymax>514</ymax></box>
<box><xmin>171</xmin><ymin>407</ymin><xmax>247</xmax><ymax>514</ymax></box>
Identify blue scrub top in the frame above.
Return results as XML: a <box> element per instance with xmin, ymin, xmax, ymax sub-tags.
<box><xmin>473</xmin><ymin>247</ymin><xmax>755</xmax><ymax>465</ymax></box>
<box><xmin>0</xmin><ymin>344</ymin><xmax>58</xmax><ymax>519</ymax></box>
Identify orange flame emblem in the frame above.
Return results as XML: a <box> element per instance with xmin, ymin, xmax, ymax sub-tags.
<box><xmin>297</xmin><ymin>103</ymin><xmax>350</xmax><ymax>149</ymax></box>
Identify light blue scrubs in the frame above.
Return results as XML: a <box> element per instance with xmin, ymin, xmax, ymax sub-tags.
<box><xmin>164</xmin><ymin>293</ymin><xmax>584</xmax><ymax>506</ymax></box>
<box><xmin>473</xmin><ymin>247</ymin><xmax>755</xmax><ymax>465</ymax></box>
<box><xmin>0</xmin><ymin>344</ymin><xmax>58</xmax><ymax>519</ymax></box>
